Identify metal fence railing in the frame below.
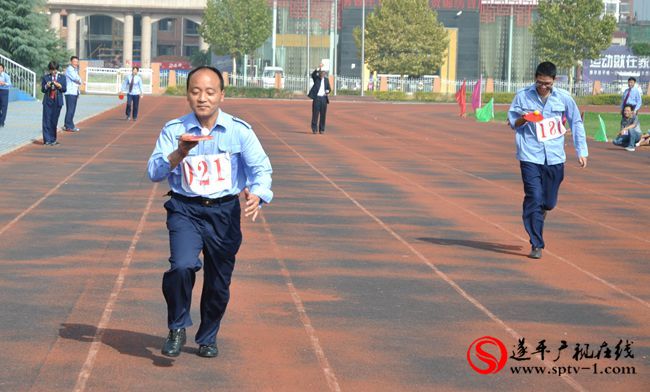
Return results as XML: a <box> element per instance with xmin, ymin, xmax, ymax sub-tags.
<box><xmin>84</xmin><ymin>65</ymin><xmax>633</xmax><ymax>97</ymax></box>
<box><xmin>0</xmin><ymin>54</ymin><xmax>37</xmax><ymax>98</ymax></box>
<box><xmin>85</xmin><ymin>67</ymin><xmax>152</xmax><ymax>95</ymax></box>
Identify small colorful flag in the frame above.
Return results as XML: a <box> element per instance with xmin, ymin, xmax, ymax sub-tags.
<box><xmin>455</xmin><ymin>80</ymin><xmax>467</xmax><ymax>117</ymax></box>
<box><xmin>595</xmin><ymin>115</ymin><xmax>608</xmax><ymax>142</ymax></box>
<box><xmin>471</xmin><ymin>78</ymin><xmax>482</xmax><ymax>111</ymax></box>
<box><xmin>475</xmin><ymin>97</ymin><xmax>494</xmax><ymax>122</ymax></box>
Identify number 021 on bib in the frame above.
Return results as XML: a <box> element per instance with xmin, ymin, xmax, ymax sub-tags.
<box><xmin>535</xmin><ymin>116</ymin><xmax>567</xmax><ymax>142</ymax></box>
<box><xmin>181</xmin><ymin>153</ymin><xmax>232</xmax><ymax>196</ymax></box>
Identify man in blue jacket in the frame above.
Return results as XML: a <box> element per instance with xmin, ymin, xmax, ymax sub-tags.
<box><xmin>508</xmin><ymin>62</ymin><xmax>588</xmax><ymax>259</ymax></box>
<box><xmin>41</xmin><ymin>61</ymin><xmax>67</xmax><ymax>146</ymax></box>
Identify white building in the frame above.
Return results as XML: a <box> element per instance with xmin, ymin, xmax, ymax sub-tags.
<box><xmin>46</xmin><ymin>0</ymin><xmax>209</xmax><ymax>67</ymax></box>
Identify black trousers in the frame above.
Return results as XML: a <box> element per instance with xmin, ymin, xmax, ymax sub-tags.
<box><xmin>162</xmin><ymin>196</ymin><xmax>242</xmax><ymax>345</ymax></box>
<box><xmin>0</xmin><ymin>89</ymin><xmax>8</xmax><ymax>126</ymax></box>
<box><xmin>311</xmin><ymin>96</ymin><xmax>328</xmax><ymax>133</ymax></box>
<box><xmin>126</xmin><ymin>94</ymin><xmax>140</xmax><ymax>119</ymax></box>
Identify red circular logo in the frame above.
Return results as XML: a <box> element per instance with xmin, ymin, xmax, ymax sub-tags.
<box><xmin>467</xmin><ymin>336</ymin><xmax>508</xmax><ymax>374</ymax></box>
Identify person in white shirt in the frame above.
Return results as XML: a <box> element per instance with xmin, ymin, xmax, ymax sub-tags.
<box><xmin>120</xmin><ymin>66</ymin><xmax>144</xmax><ymax>121</ymax></box>
<box><xmin>0</xmin><ymin>63</ymin><xmax>12</xmax><ymax>127</ymax></box>
<box><xmin>63</xmin><ymin>56</ymin><xmax>83</xmax><ymax>132</ymax></box>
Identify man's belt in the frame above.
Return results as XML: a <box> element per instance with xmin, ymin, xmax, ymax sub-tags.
<box><xmin>167</xmin><ymin>191</ymin><xmax>238</xmax><ymax>206</ymax></box>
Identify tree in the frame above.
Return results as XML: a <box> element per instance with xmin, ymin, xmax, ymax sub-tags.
<box><xmin>0</xmin><ymin>0</ymin><xmax>69</xmax><ymax>74</ymax></box>
<box><xmin>200</xmin><ymin>0</ymin><xmax>272</xmax><ymax>83</ymax></box>
<box><xmin>631</xmin><ymin>42</ymin><xmax>650</xmax><ymax>56</ymax></box>
<box><xmin>352</xmin><ymin>0</ymin><xmax>448</xmax><ymax>77</ymax></box>
<box><xmin>531</xmin><ymin>0</ymin><xmax>616</xmax><ymax>86</ymax></box>
<box><xmin>190</xmin><ymin>49</ymin><xmax>211</xmax><ymax>67</ymax></box>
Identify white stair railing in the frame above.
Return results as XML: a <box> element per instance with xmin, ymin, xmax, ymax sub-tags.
<box><xmin>0</xmin><ymin>54</ymin><xmax>37</xmax><ymax>98</ymax></box>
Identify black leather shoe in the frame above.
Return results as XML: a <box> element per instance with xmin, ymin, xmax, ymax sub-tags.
<box><xmin>161</xmin><ymin>328</ymin><xmax>186</xmax><ymax>357</ymax></box>
<box><xmin>528</xmin><ymin>248</ymin><xmax>542</xmax><ymax>259</ymax></box>
<box><xmin>197</xmin><ymin>344</ymin><xmax>219</xmax><ymax>358</ymax></box>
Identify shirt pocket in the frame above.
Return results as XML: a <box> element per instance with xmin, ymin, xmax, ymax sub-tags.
<box><xmin>227</xmin><ymin>144</ymin><xmax>242</xmax><ymax>178</ymax></box>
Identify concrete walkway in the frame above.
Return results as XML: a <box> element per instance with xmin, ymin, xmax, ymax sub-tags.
<box><xmin>0</xmin><ymin>94</ymin><xmax>123</xmax><ymax>155</ymax></box>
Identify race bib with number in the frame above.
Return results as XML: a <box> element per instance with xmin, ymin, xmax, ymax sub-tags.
<box><xmin>181</xmin><ymin>153</ymin><xmax>232</xmax><ymax>196</ymax></box>
<box><xmin>535</xmin><ymin>116</ymin><xmax>567</xmax><ymax>142</ymax></box>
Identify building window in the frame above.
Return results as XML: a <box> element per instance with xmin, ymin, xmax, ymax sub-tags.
<box><xmin>61</xmin><ymin>15</ymin><xmax>68</xmax><ymax>27</ymax></box>
<box><xmin>159</xmin><ymin>18</ymin><xmax>174</xmax><ymax>32</ymax></box>
<box><xmin>185</xmin><ymin>20</ymin><xmax>199</xmax><ymax>36</ymax></box>
<box><xmin>184</xmin><ymin>45</ymin><xmax>199</xmax><ymax>57</ymax></box>
<box><xmin>157</xmin><ymin>45</ymin><xmax>176</xmax><ymax>56</ymax></box>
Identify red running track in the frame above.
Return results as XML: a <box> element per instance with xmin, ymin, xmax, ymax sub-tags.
<box><xmin>0</xmin><ymin>97</ymin><xmax>648</xmax><ymax>391</ymax></box>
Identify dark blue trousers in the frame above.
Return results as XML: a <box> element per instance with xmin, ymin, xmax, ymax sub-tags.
<box><xmin>162</xmin><ymin>196</ymin><xmax>242</xmax><ymax>345</ymax></box>
<box><xmin>520</xmin><ymin>161</ymin><xmax>564</xmax><ymax>249</ymax></box>
<box><xmin>0</xmin><ymin>89</ymin><xmax>8</xmax><ymax>126</ymax></box>
<box><xmin>126</xmin><ymin>94</ymin><xmax>140</xmax><ymax>119</ymax></box>
<box><xmin>311</xmin><ymin>96</ymin><xmax>328</xmax><ymax>132</ymax></box>
<box><xmin>64</xmin><ymin>94</ymin><xmax>78</xmax><ymax>130</ymax></box>
<box><xmin>42</xmin><ymin>101</ymin><xmax>62</xmax><ymax>144</ymax></box>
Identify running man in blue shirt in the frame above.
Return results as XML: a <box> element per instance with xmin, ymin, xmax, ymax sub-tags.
<box><xmin>120</xmin><ymin>66</ymin><xmax>143</xmax><ymax>120</ymax></box>
<box><xmin>0</xmin><ymin>63</ymin><xmax>12</xmax><ymax>127</ymax></box>
<box><xmin>147</xmin><ymin>66</ymin><xmax>273</xmax><ymax>358</ymax></box>
<box><xmin>508</xmin><ymin>61</ymin><xmax>588</xmax><ymax>259</ymax></box>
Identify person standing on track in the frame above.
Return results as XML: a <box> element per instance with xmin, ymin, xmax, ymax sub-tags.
<box><xmin>147</xmin><ymin>66</ymin><xmax>273</xmax><ymax>358</ymax></box>
<box><xmin>620</xmin><ymin>77</ymin><xmax>642</xmax><ymax>116</ymax></box>
<box><xmin>121</xmin><ymin>66</ymin><xmax>143</xmax><ymax>121</ymax></box>
<box><xmin>307</xmin><ymin>63</ymin><xmax>330</xmax><ymax>134</ymax></box>
<box><xmin>508</xmin><ymin>61</ymin><xmax>588</xmax><ymax>259</ymax></box>
<box><xmin>0</xmin><ymin>63</ymin><xmax>12</xmax><ymax>128</ymax></box>
<box><xmin>41</xmin><ymin>61</ymin><xmax>66</xmax><ymax>146</ymax></box>
<box><xmin>63</xmin><ymin>56</ymin><xmax>83</xmax><ymax>132</ymax></box>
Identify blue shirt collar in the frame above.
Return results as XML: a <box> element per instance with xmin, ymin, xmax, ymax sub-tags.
<box><xmin>184</xmin><ymin>109</ymin><xmax>226</xmax><ymax>133</ymax></box>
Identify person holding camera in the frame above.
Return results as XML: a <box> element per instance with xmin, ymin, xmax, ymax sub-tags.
<box><xmin>308</xmin><ymin>63</ymin><xmax>331</xmax><ymax>134</ymax></box>
<box><xmin>41</xmin><ymin>61</ymin><xmax>67</xmax><ymax>146</ymax></box>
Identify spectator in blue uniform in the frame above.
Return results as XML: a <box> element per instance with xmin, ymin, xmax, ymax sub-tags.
<box><xmin>0</xmin><ymin>63</ymin><xmax>11</xmax><ymax>127</ymax></box>
<box><xmin>620</xmin><ymin>77</ymin><xmax>642</xmax><ymax>115</ymax></box>
<box><xmin>121</xmin><ymin>66</ymin><xmax>143</xmax><ymax>120</ymax></box>
<box><xmin>147</xmin><ymin>66</ymin><xmax>273</xmax><ymax>358</ymax></box>
<box><xmin>508</xmin><ymin>61</ymin><xmax>588</xmax><ymax>259</ymax></box>
<box><xmin>41</xmin><ymin>61</ymin><xmax>66</xmax><ymax>146</ymax></box>
<box><xmin>63</xmin><ymin>56</ymin><xmax>83</xmax><ymax>132</ymax></box>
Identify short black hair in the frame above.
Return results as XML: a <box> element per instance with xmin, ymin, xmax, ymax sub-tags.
<box><xmin>628</xmin><ymin>77</ymin><xmax>636</xmax><ymax>82</ymax></box>
<box><xmin>535</xmin><ymin>61</ymin><xmax>557</xmax><ymax>79</ymax></box>
<box><xmin>623</xmin><ymin>104</ymin><xmax>635</xmax><ymax>112</ymax></box>
<box><xmin>186</xmin><ymin>66</ymin><xmax>225</xmax><ymax>91</ymax></box>
<box><xmin>48</xmin><ymin>61</ymin><xmax>59</xmax><ymax>71</ymax></box>
<box><xmin>70</xmin><ymin>56</ymin><xmax>79</xmax><ymax>62</ymax></box>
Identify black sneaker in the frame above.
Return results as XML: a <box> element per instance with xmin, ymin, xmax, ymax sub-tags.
<box><xmin>161</xmin><ymin>328</ymin><xmax>186</xmax><ymax>357</ymax></box>
<box><xmin>197</xmin><ymin>343</ymin><xmax>219</xmax><ymax>358</ymax></box>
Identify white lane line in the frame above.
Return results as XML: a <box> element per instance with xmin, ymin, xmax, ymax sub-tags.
<box><xmin>259</xmin><ymin>214</ymin><xmax>342</xmax><ymax>392</ymax></box>
<box><xmin>322</xmin><ymin>132</ymin><xmax>650</xmax><ymax>310</ymax></box>
<box><xmin>73</xmin><ymin>182</ymin><xmax>158</xmax><ymax>392</ymax></box>
<box><xmin>250</xmin><ymin>116</ymin><xmax>586</xmax><ymax>392</ymax></box>
<box><xmin>0</xmin><ymin>112</ymin><xmax>143</xmax><ymax>237</ymax></box>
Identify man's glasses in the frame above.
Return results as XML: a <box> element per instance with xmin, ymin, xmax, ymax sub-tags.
<box><xmin>535</xmin><ymin>80</ymin><xmax>554</xmax><ymax>88</ymax></box>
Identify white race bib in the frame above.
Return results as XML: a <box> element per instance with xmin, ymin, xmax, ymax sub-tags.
<box><xmin>181</xmin><ymin>153</ymin><xmax>232</xmax><ymax>196</ymax></box>
<box><xmin>535</xmin><ymin>116</ymin><xmax>567</xmax><ymax>142</ymax></box>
